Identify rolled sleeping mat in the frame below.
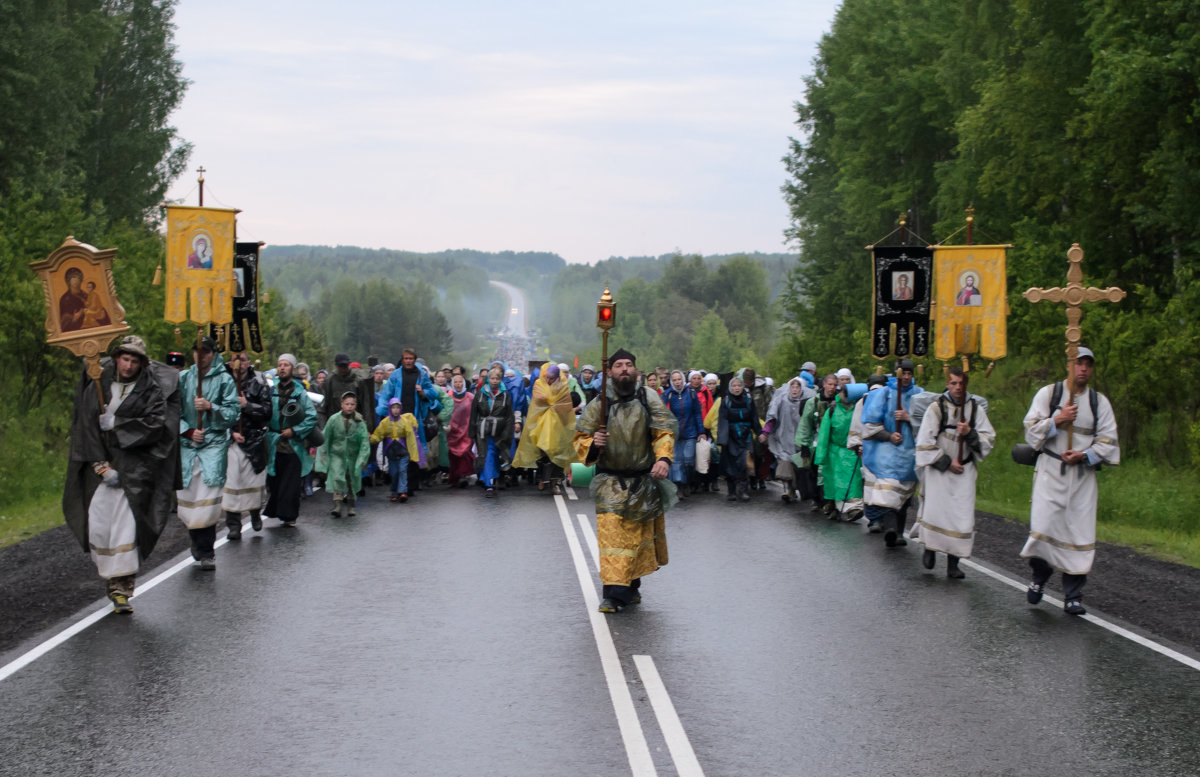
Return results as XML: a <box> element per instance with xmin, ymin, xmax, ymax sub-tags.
<box><xmin>569</xmin><ymin>462</ymin><xmax>595</xmax><ymax>488</ymax></box>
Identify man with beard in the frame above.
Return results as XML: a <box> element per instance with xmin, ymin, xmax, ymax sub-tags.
<box><xmin>177</xmin><ymin>337</ymin><xmax>239</xmax><ymax>569</ymax></box>
<box><xmin>574</xmin><ymin>349</ymin><xmax>677</xmax><ymax>613</ymax></box>
<box><xmin>63</xmin><ymin>336</ymin><xmax>180</xmax><ymax>613</ymax></box>
<box><xmin>1020</xmin><ymin>347</ymin><xmax>1119</xmax><ymax>615</ymax></box>
<box><xmin>266</xmin><ymin>354</ymin><xmax>317</xmax><ymax>527</ymax></box>
<box><xmin>221</xmin><ymin>352</ymin><xmax>272</xmax><ymax>539</ymax></box>
<box><xmin>913</xmin><ymin>368</ymin><xmax>995</xmax><ymax>578</ymax></box>
<box><xmin>861</xmin><ymin>359</ymin><xmax>923</xmax><ymax>547</ymax></box>
<box><xmin>376</xmin><ymin>348</ymin><xmax>441</xmax><ymax>494</ymax></box>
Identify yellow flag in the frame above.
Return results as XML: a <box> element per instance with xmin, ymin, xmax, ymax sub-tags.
<box><xmin>164</xmin><ymin>205</ymin><xmax>238</xmax><ymax>324</ymax></box>
<box><xmin>932</xmin><ymin>245</ymin><xmax>1007</xmax><ymax>360</ymax></box>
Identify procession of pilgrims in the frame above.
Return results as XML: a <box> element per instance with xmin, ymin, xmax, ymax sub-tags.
<box><xmin>64</xmin><ymin>330</ymin><xmax>1119</xmax><ymax>618</ymax></box>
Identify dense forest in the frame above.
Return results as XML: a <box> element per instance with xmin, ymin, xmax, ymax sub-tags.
<box><xmin>550</xmin><ymin>253</ymin><xmax>794</xmax><ymax>371</ymax></box>
<box><xmin>780</xmin><ymin>0</ymin><xmax>1200</xmax><ymax>465</ymax></box>
<box><xmin>264</xmin><ymin>246</ymin><xmax>796</xmax><ymax>370</ymax></box>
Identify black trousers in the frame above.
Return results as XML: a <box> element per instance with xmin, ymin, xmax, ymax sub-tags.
<box><xmin>602</xmin><ymin>578</ymin><xmax>642</xmax><ymax>606</ymax></box>
<box><xmin>188</xmin><ymin>525</ymin><xmax>216</xmax><ymax>561</ymax></box>
<box><xmin>1030</xmin><ymin>557</ymin><xmax>1087</xmax><ymax>600</ymax></box>
<box><xmin>266</xmin><ymin>451</ymin><xmax>302</xmax><ymax>520</ymax></box>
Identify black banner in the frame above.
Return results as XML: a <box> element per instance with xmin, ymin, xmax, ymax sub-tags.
<box><xmin>208</xmin><ymin>242</ymin><xmax>263</xmax><ymax>353</ymax></box>
<box><xmin>871</xmin><ymin>245</ymin><xmax>932</xmax><ymax>358</ymax></box>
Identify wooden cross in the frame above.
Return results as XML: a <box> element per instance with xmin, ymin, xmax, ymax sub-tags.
<box><xmin>1023</xmin><ymin>243</ymin><xmax>1125</xmax><ymax>446</ymax></box>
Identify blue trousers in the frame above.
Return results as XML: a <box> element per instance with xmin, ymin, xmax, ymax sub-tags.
<box><xmin>388</xmin><ymin>452</ymin><xmax>410</xmax><ymax>495</ymax></box>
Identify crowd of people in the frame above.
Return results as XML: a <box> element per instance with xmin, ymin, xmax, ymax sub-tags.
<box><xmin>63</xmin><ymin>332</ymin><xmax>1118</xmax><ymax>619</ymax></box>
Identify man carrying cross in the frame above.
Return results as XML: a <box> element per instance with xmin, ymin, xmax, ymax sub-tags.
<box><xmin>1020</xmin><ymin>347</ymin><xmax>1119</xmax><ymax>615</ymax></box>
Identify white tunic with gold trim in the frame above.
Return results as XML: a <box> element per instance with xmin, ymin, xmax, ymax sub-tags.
<box><xmin>913</xmin><ymin>395</ymin><xmax>995</xmax><ymax>558</ymax></box>
<box><xmin>1019</xmin><ymin>383</ymin><xmax>1120</xmax><ymax>575</ymax></box>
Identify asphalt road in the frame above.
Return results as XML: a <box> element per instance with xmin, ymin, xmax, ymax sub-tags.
<box><xmin>3</xmin><ymin>486</ymin><xmax>1199</xmax><ymax>777</ymax></box>
<box><xmin>489</xmin><ymin>279</ymin><xmax>527</xmax><ymax>335</ymax></box>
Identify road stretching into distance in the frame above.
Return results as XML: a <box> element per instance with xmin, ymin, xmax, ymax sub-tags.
<box><xmin>3</xmin><ymin>292</ymin><xmax>1199</xmax><ymax>776</ymax></box>
<box><xmin>489</xmin><ymin>279</ymin><xmax>528</xmax><ymax>335</ymax></box>
<box><xmin>2</xmin><ymin>484</ymin><xmax>1199</xmax><ymax>776</ymax></box>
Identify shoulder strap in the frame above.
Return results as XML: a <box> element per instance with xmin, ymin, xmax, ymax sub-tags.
<box><xmin>1050</xmin><ymin>380</ymin><xmax>1063</xmax><ymax>411</ymax></box>
<box><xmin>1089</xmin><ymin>387</ymin><xmax>1098</xmax><ymax>423</ymax></box>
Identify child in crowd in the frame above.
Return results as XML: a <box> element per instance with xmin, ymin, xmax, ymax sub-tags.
<box><xmin>370</xmin><ymin>398</ymin><xmax>422</xmax><ymax>503</ymax></box>
<box><xmin>315</xmin><ymin>391</ymin><xmax>370</xmax><ymax>517</ymax></box>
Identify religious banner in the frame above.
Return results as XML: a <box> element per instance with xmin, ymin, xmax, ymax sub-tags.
<box><xmin>932</xmin><ymin>244</ymin><xmax>1008</xmax><ymax>360</ymax></box>
<box><xmin>210</xmin><ymin>242</ymin><xmax>264</xmax><ymax>353</ymax></box>
<box><xmin>164</xmin><ymin>204</ymin><xmax>238</xmax><ymax>325</ymax></box>
<box><xmin>29</xmin><ymin>236</ymin><xmax>131</xmax><ymax>386</ymax></box>
<box><xmin>871</xmin><ymin>245</ymin><xmax>932</xmax><ymax>358</ymax></box>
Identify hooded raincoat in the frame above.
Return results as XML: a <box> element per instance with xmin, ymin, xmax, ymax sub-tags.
<box><xmin>513</xmin><ymin>373</ymin><xmax>578</xmax><ymax>470</ymax></box>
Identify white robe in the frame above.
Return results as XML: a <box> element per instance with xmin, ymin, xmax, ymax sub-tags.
<box><xmin>89</xmin><ymin>381</ymin><xmax>140</xmax><ymax>579</ymax></box>
<box><xmin>222</xmin><ymin>443</ymin><xmax>266</xmax><ymax>513</ymax></box>
<box><xmin>177</xmin><ymin>458</ymin><xmax>223</xmax><ymax>529</ymax></box>
<box><xmin>1020</xmin><ymin>383</ymin><xmax>1120</xmax><ymax>575</ymax></box>
<box><xmin>913</xmin><ymin>395</ymin><xmax>995</xmax><ymax>558</ymax></box>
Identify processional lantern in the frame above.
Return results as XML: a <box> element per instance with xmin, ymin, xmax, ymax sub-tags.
<box><xmin>596</xmin><ymin>285</ymin><xmax>616</xmax><ymax>429</ymax></box>
<box><xmin>596</xmin><ymin>286</ymin><xmax>616</xmax><ymax>331</ymax></box>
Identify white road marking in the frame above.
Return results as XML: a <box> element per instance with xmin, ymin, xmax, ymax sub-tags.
<box><xmin>0</xmin><ymin>549</ymin><xmax>199</xmax><ymax>683</ymax></box>
<box><xmin>577</xmin><ymin>513</ymin><xmax>599</xmax><ymax>569</ymax></box>
<box><xmin>960</xmin><ymin>557</ymin><xmax>1200</xmax><ymax>671</ymax></box>
<box><xmin>633</xmin><ymin>655</ymin><xmax>707</xmax><ymax>777</ymax></box>
<box><xmin>554</xmin><ymin>496</ymin><xmax>658</xmax><ymax>776</ymax></box>
<box><xmin>564</xmin><ymin>486</ymin><xmax>578</xmax><ymax>501</ymax></box>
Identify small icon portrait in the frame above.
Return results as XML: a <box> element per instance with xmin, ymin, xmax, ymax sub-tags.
<box><xmin>233</xmin><ymin>268</ymin><xmax>246</xmax><ymax>298</ymax></box>
<box><xmin>892</xmin><ymin>271</ymin><xmax>914</xmax><ymax>301</ymax></box>
<box><xmin>59</xmin><ymin>267</ymin><xmax>88</xmax><ymax>331</ymax></box>
<box><xmin>955</xmin><ymin>271</ymin><xmax>982</xmax><ymax>306</ymax></box>
<box><xmin>81</xmin><ymin>280</ymin><xmax>111</xmax><ymax>328</ymax></box>
<box><xmin>188</xmin><ymin>232</ymin><xmax>214</xmax><ymax>269</ymax></box>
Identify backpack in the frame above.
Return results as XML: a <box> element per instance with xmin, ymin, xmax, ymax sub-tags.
<box><xmin>1011</xmin><ymin>382</ymin><xmax>1099</xmax><ymax>467</ymax></box>
<box><xmin>1050</xmin><ymin>381</ymin><xmax>1098</xmax><ymax>424</ymax></box>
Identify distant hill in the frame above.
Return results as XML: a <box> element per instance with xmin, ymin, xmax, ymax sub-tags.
<box><xmin>259</xmin><ymin>245</ymin><xmax>796</xmax><ymax>361</ymax></box>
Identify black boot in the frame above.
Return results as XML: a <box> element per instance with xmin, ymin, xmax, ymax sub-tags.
<box><xmin>947</xmin><ymin>555</ymin><xmax>964</xmax><ymax>579</ymax></box>
<box><xmin>726</xmin><ymin>478</ymin><xmax>738</xmax><ymax>501</ymax></box>
<box><xmin>738</xmin><ymin>479</ymin><xmax>750</xmax><ymax>502</ymax></box>
<box><xmin>225</xmin><ymin>510</ymin><xmax>242</xmax><ymax>541</ymax></box>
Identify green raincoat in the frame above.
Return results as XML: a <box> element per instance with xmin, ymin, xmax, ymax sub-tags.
<box><xmin>315</xmin><ymin>411</ymin><xmax>371</xmax><ymax>495</ymax></box>
<box><xmin>813</xmin><ymin>397</ymin><xmax>863</xmax><ymax>501</ymax></box>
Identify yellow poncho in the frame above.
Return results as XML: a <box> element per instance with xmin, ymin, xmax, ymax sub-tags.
<box><xmin>513</xmin><ymin>374</ymin><xmax>578</xmax><ymax>470</ymax></box>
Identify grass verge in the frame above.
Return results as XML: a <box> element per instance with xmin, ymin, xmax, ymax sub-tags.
<box><xmin>0</xmin><ymin>495</ymin><xmax>63</xmax><ymax>548</ymax></box>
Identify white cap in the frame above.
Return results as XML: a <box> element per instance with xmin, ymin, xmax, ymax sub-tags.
<box><xmin>1076</xmin><ymin>346</ymin><xmax>1095</xmax><ymax>362</ymax></box>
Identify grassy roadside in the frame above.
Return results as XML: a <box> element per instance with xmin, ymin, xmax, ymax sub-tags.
<box><xmin>0</xmin><ymin>495</ymin><xmax>63</xmax><ymax>548</ymax></box>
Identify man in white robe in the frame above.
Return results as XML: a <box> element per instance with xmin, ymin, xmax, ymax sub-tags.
<box><xmin>63</xmin><ymin>336</ymin><xmax>180</xmax><ymax>614</ymax></box>
<box><xmin>913</xmin><ymin>368</ymin><xmax>995</xmax><ymax>578</ymax></box>
<box><xmin>1020</xmin><ymin>347</ymin><xmax>1120</xmax><ymax>615</ymax></box>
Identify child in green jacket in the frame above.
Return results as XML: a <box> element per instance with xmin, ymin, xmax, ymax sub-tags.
<box><xmin>315</xmin><ymin>392</ymin><xmax>371</xmax><ymax>517</ymax></box>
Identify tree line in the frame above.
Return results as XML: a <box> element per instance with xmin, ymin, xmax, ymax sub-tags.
<box><xmin>780</xmin><ymin>0</ymin><xmax>1200</xmax><ymax>463</ymax></box>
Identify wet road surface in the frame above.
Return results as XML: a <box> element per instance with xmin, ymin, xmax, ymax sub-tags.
<box><xmin>489</xmin><ymin>280</ymin><xmax>527</xmax><ymax>335</ymax></box>
<box><xmin>3</xmin><ymin>485</ymin><xmax>1199</xmax><ymax>776</ymax></box>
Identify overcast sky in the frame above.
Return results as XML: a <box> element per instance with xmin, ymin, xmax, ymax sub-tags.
<box><xmin>164</xmin><ymin>1</ymin><xmax>840</xmax><ymax>264</ymax></box>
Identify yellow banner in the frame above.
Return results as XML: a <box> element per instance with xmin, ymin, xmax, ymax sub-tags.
<box><xmin>932</xmin><ymin>244</ymin><xmax>1007</xmax><ymax>360</ymax></box>
<box><xmin>164</xmin><ymin>205</ymin><xmax>238</xmax><ymax>324</ymax></box>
